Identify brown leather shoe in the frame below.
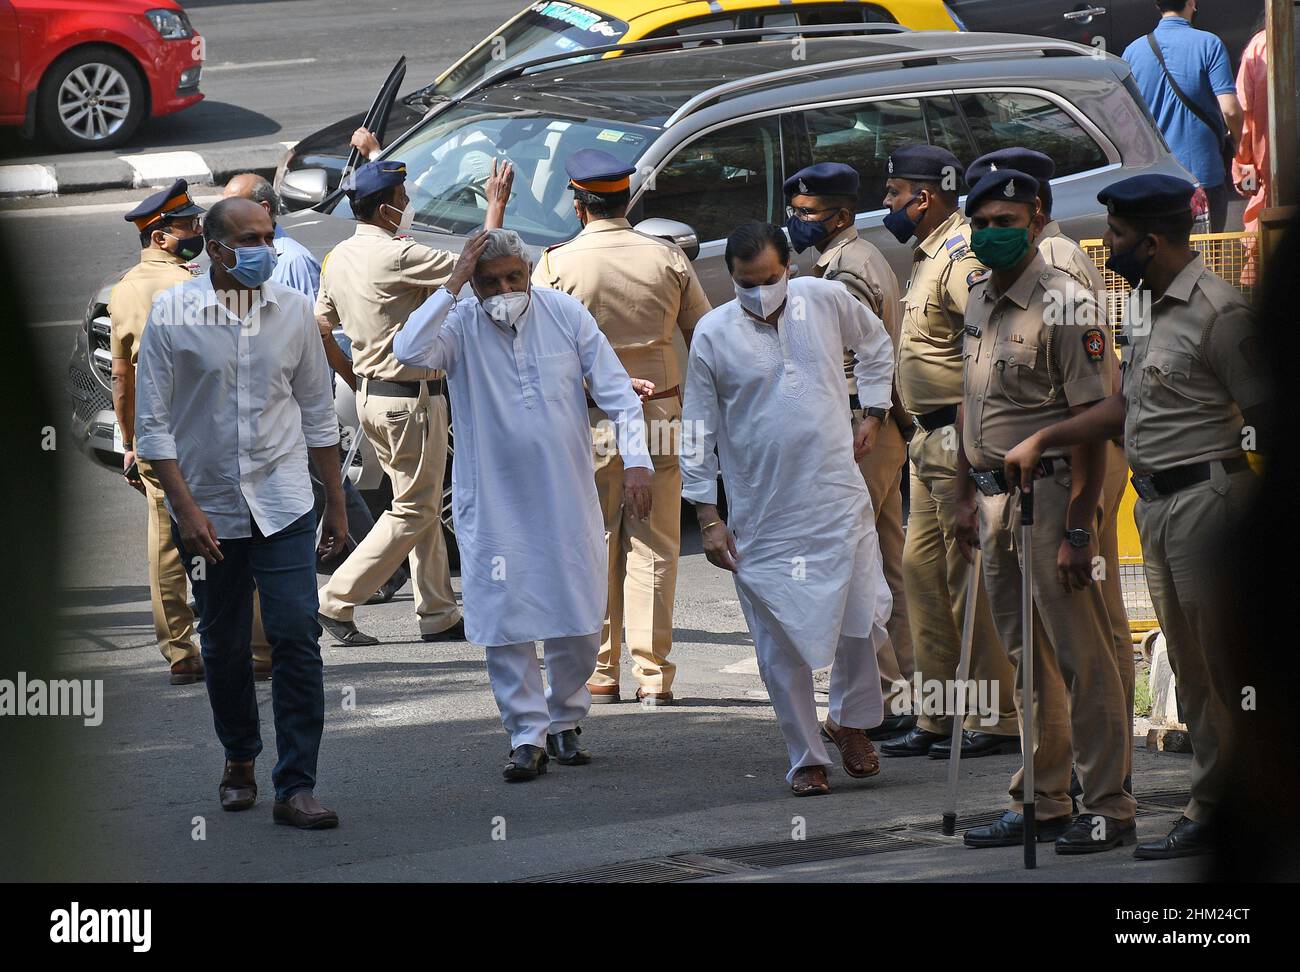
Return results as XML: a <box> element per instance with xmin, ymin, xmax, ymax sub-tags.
<box><xmin>588</xmin><ymin>682</ymin><xmax>621</xmax><ymax>704</ymax></box>
<box><xmin>791</xmin><ymin>765</ymin><xmax>831</xmax><ymax>797</ymax></box>
<box><xmin>219</xmin><ymin>760</ymin><xmax>257</xmax><ymax>811</ymax></box>
<box><xmin>169</xmin><ymin>655</ymin><xmax>205</xmax><ymax>685</ymax></box>
<box><xmin>272</xmin><ymin>790</ymin><xmax>339</xmax><ymax>829</ymax></box>
<box><xmin>636</xmin><ymin>687</ymin><xmax>674</xmax><ymax>707</ymax></box>
<box><xmin>252</xmin><ymin>658</ymin><xmax>272</xmax><ymax>682</ymax></box>
<box><xmin>821</xmin><ymin>717</ymin><xmax>881</xmax><ymax>779</ymax></box>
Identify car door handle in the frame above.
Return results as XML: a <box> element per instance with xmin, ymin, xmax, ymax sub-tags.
<box><xmin>1063</xmin><ymin>7</ymin><xmax>1107</xmax><ymax>19</ymax></box>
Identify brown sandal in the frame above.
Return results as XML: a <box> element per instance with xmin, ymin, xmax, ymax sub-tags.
<box><xmin>790</xmin><ymin>765</ymin><xmax>831</xmax><ymax>796</ymax></box>
<box><xmin>821</xmin><ymin>718</ymin><xmax>881</xmax><ymax>779</ymax></box>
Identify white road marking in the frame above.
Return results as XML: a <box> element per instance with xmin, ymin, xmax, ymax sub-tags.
<box><xmin>0</xmin><ymin>164</ymin><xmax>58</xmax><ymax>197</ymax></box>
<box><xmin>119</xmin><ymin>150</ymin><xmax>212</xmax><ymax>187</ymax></box>
<box><xmin>0</xmin><ymin>194</ymin><xmax>222</xmax><ymax>218</ymax></box>
<box><xmin>203</xmin><ymin>57</ymin><xmax>318</xmax><ymax>73</ymax></box>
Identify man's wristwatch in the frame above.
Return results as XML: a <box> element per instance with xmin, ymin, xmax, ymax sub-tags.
<box><xmin>865</xmin><ymin>406</ymin><xmax>888</xmax><ymax>421</ymax></box>
<box><xmin>1064</xmin><ymin>528</ymin><xmax>1092</xmax><ymax>549</ymax></box>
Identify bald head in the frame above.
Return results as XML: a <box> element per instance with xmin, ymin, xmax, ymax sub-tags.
<box><xmin>223</xmin><ymin>172</ymin><xmax>279</xmax><ymax>221</ymax></box>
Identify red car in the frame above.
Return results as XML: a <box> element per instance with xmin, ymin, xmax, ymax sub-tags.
<box><xmin>0</xmin><ymin>0</ymin><xmax>203</xmax><ymax>150</ymax></box>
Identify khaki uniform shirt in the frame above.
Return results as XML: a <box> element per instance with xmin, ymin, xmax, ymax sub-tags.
<box><xmin>962</xmin><ymin>252</ymin><xmax>1111</xmax><ymax>469</ymax></box>
<box><xmin>532</xmin><ymin>217</ymin><xmax>710</xmax><ymax>391</ymax></box>
<box><xmin>1121</xmin><ymin>254</ymin><xmax>1267</xmax><ymax>473</ymax></box>
<box><xmin>896</xmin><ymin>210</ymin><xmax>988</xmax><ymax>414</ymax></box>
<box><xmin>811</xmin><ymin>227</ymin><xmax>902</xmax><ymax>395</ymax></box>
<box><xmin>315</xmin><ymin>223</ymin><xmax>454</xmax><ymax>382</ymax></box>
<box><xmin>109</xmin><ymin>249</ymin><xmax>194</xmax><ymax>366</ymax></box>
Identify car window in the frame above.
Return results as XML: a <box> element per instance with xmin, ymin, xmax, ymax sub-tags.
<box><xmin>785</xmin><ymin>98</ymin><xmax>974</xmax><ymax>213</ymax></box>
<box><xmin>436</xmin><ymin>2</ymin><xmax>630</xmax><ymax>98</ymax></box>
<box><xmin>336</xmin><ymin>103</ymin><xmax>656</xmax><ymax>246</ymax></box>
<box><xmin>645</xmin><ymin>16</ymin><xmax>739</xmax><ymax>47</ymax></box>
<box><xmin>640</xmin><ymin>116</ymin><xmax>781</xmax><ymax>243</ymax></box>
<box><xmin>957</xmin><ymin>91</ymin><xmax>1109</xmax><ymax>177</ymax></box>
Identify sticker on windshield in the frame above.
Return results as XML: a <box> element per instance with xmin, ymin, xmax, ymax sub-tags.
<box><xmin>596</xmin><ymin>129</ymin><xmax>644</xmax><ymax>145</ymax></box>
<box><xmin>531</xmin><ymin>1</ymin><xmax>617</xmax><ymax>36</ymax></box>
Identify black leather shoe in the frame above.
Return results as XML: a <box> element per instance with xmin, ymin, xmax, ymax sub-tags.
<box><xmin>422</xmin><ymin>619</ymin><xmax>466</xmax><ymax>642</ymax></box>
<box><xmin>545</xmin><ymin>727</ymin><xmax>592</xmax><ymax>765</ymax></box>
<box><xmin>879</xmin><ymin>725</ymin><xmax>945</xmax><ymax>757</ymax></box>
<box><xmin>503</xmin><ymin>744</ymin><xmax>548</xmax><ymax>781</ymax></box>
<box><xmin>317</xmin><ymin>612</ymin><xmax>379</xmax><ymax>647</ymax></box>
<box><xmin>928</xmin><ymin>730</ymin><xmax>1021</xmax><ymax>759</ymax></box>
<box><xmin>866</xmin><ymin>712</ymin><xmax>915</xmax><ymax>740</ymax></box>
<box><xmin>218</xmin><ymin>759</ymin><xmax>256</xmax><ymax>812</ymax></box>
<box><xmin>365</xmin><ymin>573</ymin><xmax>406</xmax><ymax>605</ymax></box>
<box><xmin>963</xmin><ymin>810</ymin><xmax>1072</xmax><ymax>848</ymax></box>
<box><xmin>1133</xmin><ymin>816</ymin><xmax>1213</xmax><ymax>860</ymax></box>
<box><xmin>1055</xmin><ymin>813</ymin><xmax>1137</xmax><ymax>854</ymax></box>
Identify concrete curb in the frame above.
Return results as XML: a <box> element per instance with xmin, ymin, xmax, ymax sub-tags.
<box><xmin>0</xmin><ymin>141</ymin><xmax>295</xmax><ymax>197</ymax></box>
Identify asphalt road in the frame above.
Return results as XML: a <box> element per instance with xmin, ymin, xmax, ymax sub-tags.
<box><xmin>0</xmin><ymin>0</ymin><xmax>526</xmax><ymax>163</ymax></box>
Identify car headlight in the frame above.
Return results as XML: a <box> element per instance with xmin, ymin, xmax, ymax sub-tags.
<box><xmin>147</xmin><ymin>8</ymin><xmax>194</xmax><ymax>39</ymax></box>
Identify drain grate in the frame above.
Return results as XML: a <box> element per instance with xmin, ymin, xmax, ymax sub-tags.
<box><xmin>1136</xmin><ymin>788</ymin><xmax>1191</xmax><ymax>810</ymax></box>
<box><xmin>515</xmin><ymin>854</ymin><xmax>750</xmax><ymax>884</ymax></box>
<box><xmin>702</xmin><ymin>828</ymin><xmax>924</xmax><ymax>868</ymax></box>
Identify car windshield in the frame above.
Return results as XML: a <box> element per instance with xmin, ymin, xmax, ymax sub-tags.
<box><xmin>342</xmin><ymin>102</ymin><xmax>655</xmax><ymax>245</ymax></box>
<box><xmin>433</xmin><ymin>1</ymin><xmax>630</xmax><ymax>99</ymax></box>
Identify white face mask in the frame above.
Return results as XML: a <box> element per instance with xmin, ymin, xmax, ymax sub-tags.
<box><xmin>384</xmin><ymin>200</ymin><xmax>414</xmax><ymax>232</ymax></box>
<box><xmin>482</xmin><ymin>289</ymin><xmax>530</xmax><ymax>329</ymax></box>
<box><xmin>734</xmin><ymin>274</ymin><xmax>789</xmax><ymax>319</ymax></box>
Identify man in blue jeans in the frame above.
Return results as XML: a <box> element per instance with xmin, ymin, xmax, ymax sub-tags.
<box><xmin>135</xmin><ymin>197</ymin><xmax>348</xmax><ymax>830</ymax></box>
<box><xmin>1123</xmin><ymin>0</ymin><xmax>1243</xmax><ymax>232</ymax></box>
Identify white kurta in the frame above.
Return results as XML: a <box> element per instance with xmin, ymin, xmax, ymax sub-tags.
<box><xmin>394</xmin><ymin>285</ymin><xmax>651</xmax><ymax>647</ymax></box>
<box><xmin>681</xmin><ymin>276</ymin><xmax>894</xmax><ymax>670</ymax></box>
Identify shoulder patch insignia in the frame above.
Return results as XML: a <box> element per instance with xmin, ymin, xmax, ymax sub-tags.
<box><xmin>967</xmin><ymin>269</ymin><xmax>990</xmax><ymax>288</ymax></box>
<box><xmin>1083</xmin><ymin>327</ymin><xmax>1106</xmax><ymax>362</ymax></box>
<box><xmin>944</xmin><ymin>235</ymin><xmax>965</xmax><ymax>252</ymax></box>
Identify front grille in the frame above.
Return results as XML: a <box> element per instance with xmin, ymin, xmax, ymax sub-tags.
<box><xmin>68</xmin><ymin>364</ymin><xmax>111</xmax><ymax>421</ymax></box>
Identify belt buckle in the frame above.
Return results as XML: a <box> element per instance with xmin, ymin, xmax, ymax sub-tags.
<box><xmin>1131</xmin><ymin>474</ymin><xmax>1159</xmax><ymax>502</ymax></box>
<box><xmin>971</xmin><ymin>469</ymin><xmax>1002</xmax><ymax>497</ymax></box>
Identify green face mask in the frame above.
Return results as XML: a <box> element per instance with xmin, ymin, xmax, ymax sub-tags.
<box><xmin>971</xmin><ymin>226</ymin><xmax>1031</xmax><ymax>270</ymax></box>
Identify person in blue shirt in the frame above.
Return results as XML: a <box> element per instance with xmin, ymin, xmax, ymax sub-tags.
<box><xmin>223</xmin><ymin>173</ymin><xmax>321</xmax><ymax>299</ymax></box>
<box><xmin>1122</xmin><ymin>0</ymin><xmax>1243</xmax><ymax>232</ymax></box>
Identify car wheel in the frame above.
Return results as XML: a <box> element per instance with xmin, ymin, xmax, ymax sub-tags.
<box><xmin>38</xmin><ymin>46</ymin><xmax>146</xmax><ymax>151</ymax></box>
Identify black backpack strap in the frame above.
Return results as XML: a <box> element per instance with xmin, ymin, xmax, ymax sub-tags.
<box><xmin>1145</xmin><ymin>32</ymin><xmax>1227</xmax><ymax>148</ymax></box>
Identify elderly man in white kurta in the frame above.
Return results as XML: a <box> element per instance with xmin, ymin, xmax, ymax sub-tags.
<box><xmin>394</xmin><ymin>228</ymin><xmax>653</xmax><ymax>781</ymax></box>
<box><xmin>682</xmin><ymin>222</ymin><xmax>893</xmax><ymax>797</ymax></box>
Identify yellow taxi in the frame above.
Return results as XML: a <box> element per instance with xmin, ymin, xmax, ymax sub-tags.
<box><xmin>433</xmin><ymin>0</ymin><xmax>959</xmax><ymax>98</ymax></box>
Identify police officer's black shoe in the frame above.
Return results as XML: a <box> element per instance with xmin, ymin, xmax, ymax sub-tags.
<box><xmin>317</xmin><ymin>612</ymin><xmax>379</xmax><ymax>647</ymax></box>
<box><xmin>879</xmin><ymin>725</ymin><xmax>945</xmax><ymax>757</ymax></box>
<box><xmin>1133</xmin><ymin>816</ymin><xmax>1213</xmax><ymax>860</ymax></box>
<box><xmin>928</xmin><ymin>730</ymin><xmax>1021</xmax><ymax>759</ymax></box>
<box><xmin>866</xmin><ymin>713</ymin><xmax>915</xmax><ymax>740</ymax></box>
<box><xmin>503</xmin><ymin>745</ymin><xmax>548</xmax><ymax>781</ymax></box>
<box><xmin>1054</xmin><ymin>813</ymin><xmax>1137</xmax><ymax>854</ymax></box>
<box><xmin>545</xmin><ymin>727</ymin><xmax>591</xmax><ymax>765</ymax></box>
<box><xmin>963</xmin><ymin>810</ymin><xmax>1071</xmax><ymax>848</ymax></box>
<box><xmin>421</xmin><ymin>619</ymin><xmax>466</xmax><ymax>642</ymax></box>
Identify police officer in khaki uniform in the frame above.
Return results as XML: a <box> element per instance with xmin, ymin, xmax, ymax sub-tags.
<box><xmin>317</xmin><ymin>158</ymin><xmax>511</xmax><ymax>644</ymax></box>
<box><xmin>954</xmin><ymin>168</ymin><xmax>1136</xmax><ymax>854</ymax></box>
<box><xmin>873</xmin><ymin>145</ymin><xmax>1021</xmax><ymax>758</ymax></box>
<box><xmin>112</xmin><ymin>181</ymin><xmax>273</xmax><ymax>684</ymax></box>
<box><xmin>1003</xmin><ymin>174</ymin><xmax>1268</xmax><ymax>859</ymax></box>
<box><xmin>782</xmin><ymin>162</ymin><xmax>914</xmax><ymax>734</ymax></box>
<box><xmin>966</xmin><ymin>149</ymin><xmax>1134</xmax><ymax>792</ymax></box>
<box><xmin>532</xmin><ymin>149</ymin><xmax>710</xmax><ymax>705</ymax></box>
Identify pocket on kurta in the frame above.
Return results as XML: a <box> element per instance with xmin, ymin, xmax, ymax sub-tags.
<box><xmin>537</xmin><ymin>352</ymin><xmax>579</xmax><ymax>403</ymax></box>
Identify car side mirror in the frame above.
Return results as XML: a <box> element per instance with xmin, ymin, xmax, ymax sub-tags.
<box><xmin>280</xmin><ymin>167</ymin><xmax>328</xmax><ymax>207</ymax></box>
<box><xmin>634</xmin><ymin>217</ymin><xmax>700</xmax><ymax>261</ymax></box>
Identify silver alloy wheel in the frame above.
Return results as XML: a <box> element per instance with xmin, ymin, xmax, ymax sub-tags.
<box><xmin>57</xmin><ymin>63</ymin><xmax>132</xmax><ymax>141</ymax></box>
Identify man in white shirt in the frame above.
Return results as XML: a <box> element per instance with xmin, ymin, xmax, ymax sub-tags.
<box><xmin>394</xmin><ymin>228</ymin><xmax>653</xmax><ymax>782</ymax></box>
<box><xmin>681</xmin><ymin>221</ymin><xmax>894</xmax><ymax>797</ymax></box>
<box><xmin>135</xmin><ymin>197</ymin><xmax>348</xmax><ymax>829</ymax></box>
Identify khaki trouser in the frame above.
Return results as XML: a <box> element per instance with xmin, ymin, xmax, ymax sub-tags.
<box><xmin>853</xmin><ymin>413</ymin><xmax>913</xmax><ymax>711</ymax></box>
<box><xmin>319</xmin><ymin>385</ymin><xmax>461</xmax><ymax>635</ymax></box>
<box><xmin>978</xmin><ymin>468</ymin><xmax>1136</xmax><ymax>822</ymax></box>
<box><xmin>140</xmin><ymin>459</ymin><xmax>270</xmax><ymax>665</ymax></box>
<box><xmin>904</xmin><ymin>426</ymin><xmax>1018</xmax><ymax>735</ymax></box>
<box><xmin>1136</xmin><ymin>465</ymin><xmax>1253</xmax><ymax>823</ymax></box>
<box><xmin>589</xmin><ymin>397</ymin><xmax>680</xmax><ymax>694</ymax></box>
<box><xmin>1100</xmin><ymin>441</ymin><xmax>1135</xmax><ymax>776</ymax></box>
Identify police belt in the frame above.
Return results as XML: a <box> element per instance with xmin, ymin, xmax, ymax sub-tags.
<box><xmin>910</xmin><ymin>404</ymin><xmax>958</xmax><ymax>432</ymax></box>
<box><xmin>970</xmin><ymin>458</ymin><xmax>1068</xmax><ymax>497</ymax></box>
<box><xmin>361</xmin><ymin>376</ymin><xmax>445</xmax><ymax>398</ymax></box>
<box><xmin>1130</xmin><ymin>456</ymin><xmax>1250</xmax><ymax>501</ymax></box>
<box><xmin>587</xmin><ymin>385</ymin><xmax>680</xmax><ymax>409</ymax></box>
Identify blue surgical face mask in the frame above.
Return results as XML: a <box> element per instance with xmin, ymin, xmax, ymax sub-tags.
<box><xmin>785</xmin><ymin>211</ymin><xmax>836</xmax><ymax>253</ymax></box>
<box><xmin>882</xmin><ymin>194</ymin><xmax>920</xmax><ymax>244</ymax></box>
<box><xmin>217</xmin><ymin>240</ymin><xmax>277</xmax><ymax>287</ymax></box>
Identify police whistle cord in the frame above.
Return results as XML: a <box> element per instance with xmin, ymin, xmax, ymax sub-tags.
<box><xmin>942</xmin><ymin>546</ymin><xmax>982</xmax><ymax>837</ymax></box>
<box><xmin>317</xmin><ymin>425</ymin><xmax>364</xmax><ymax>548</ymax></box>
<box><xmin>1019</xmin><ymin>488</ymin><xmax>1036</xmax><ymax>870</ymax></box>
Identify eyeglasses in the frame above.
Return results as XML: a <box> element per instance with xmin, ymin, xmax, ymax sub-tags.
<box><xmin>785</xmin><ymin>204</ymin><xmax>841</xmax><ymax>221</ymax></box>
